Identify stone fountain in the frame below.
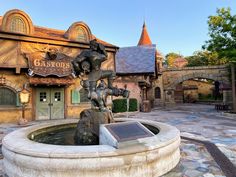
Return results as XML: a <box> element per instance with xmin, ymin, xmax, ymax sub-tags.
<box><xmin>2</xmin><ymin>40</ymin><xmax>180</xmax><ymax>177</ymax></box>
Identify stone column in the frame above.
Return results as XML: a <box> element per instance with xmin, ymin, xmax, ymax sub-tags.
<box><xmin>223</xmin><ymin>90</ymin><xmax>232</xmax><ymax>104</ymax></box>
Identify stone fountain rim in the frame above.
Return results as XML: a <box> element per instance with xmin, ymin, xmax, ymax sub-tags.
<box><xmin>2</xmin><ymin>118</ymin><xmax>180</xmax><ymax>159</ymax></box>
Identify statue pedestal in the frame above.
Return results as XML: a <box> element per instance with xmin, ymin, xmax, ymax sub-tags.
<box><xmin>74</xmin><ymin>109</ymin><xmax>114</xmax><ymax>145</ymax></box>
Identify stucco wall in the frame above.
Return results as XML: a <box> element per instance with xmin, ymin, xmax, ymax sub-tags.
<box><xmin>113</xmin><ymin>77</ymin><xmax>141</xmax><ymax>103</ymax></box>
<box><xmin>0</xmin><ymin>70</ymin><xmax>32</xmax><ymax>123</ymax></box>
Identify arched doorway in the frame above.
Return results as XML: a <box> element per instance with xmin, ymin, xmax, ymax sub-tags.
<box><xmin>173</xmin><ymin>78</ymin><xmax>223</xmax><ymax>103</ymax></box>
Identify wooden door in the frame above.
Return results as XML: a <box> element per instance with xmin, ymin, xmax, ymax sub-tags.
<box><xmin>36</xmin><ymin>88</ymin><xmax>64</xmax><ymax>120</ymax></box>
<box><xmin>50</xmin><ymin>88</ymin><xmax>64</xmax><ymax>119</ymax></box>
<box><xmin>36</xmin><ymin>88</ymin><xmax>51</xmax><ymax>120</ymax></box>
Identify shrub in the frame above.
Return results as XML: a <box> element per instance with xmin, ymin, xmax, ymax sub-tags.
<box><xmin>128</xmin><ymin>98</ymin><xmax>138</xmax><ymax>112</ymax></box>
<box><xmin>112</xmin><ymin>98</ymin><xmax>138</xmax><ymax>113</ymax></box>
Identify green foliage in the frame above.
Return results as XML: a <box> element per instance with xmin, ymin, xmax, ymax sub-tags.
<box><xmin>165</xmin><ymin>52</ymin><xmax>182</xmax><ymax>67</ymax></box>
<box><xmin>112</xmin><ymin>98</ymin><xmax>138</xmax><ymax>113</ymax></box>
<box><xmin>198</xmin><ymin>93</ymin><xmax>223</xmax><ymax>101</ymax></box>
<box><xmin>203</xmin><ymin>8</ymin><xmax>236</xmax><ymax>63</ymax></box>
<box><xmin>198</xmin><ymin>93</ymin><xmax>214</xmax><ymax>100</ymax></box>
<box><xmin>186</xmin><ymin>50</ymin><xmax>227</xmax><ymax>67</ymax></box>
<box><xmin>112</xmin><ymin>99</ymin><xmax>127</xmax><ymax>113</ymax></box>
<box><xmin>128</xmin><ymin>98</ymin><xmax>138</xmax><ymax>112</ymax></box>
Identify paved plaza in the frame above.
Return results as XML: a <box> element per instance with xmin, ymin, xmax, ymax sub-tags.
<box><xmin>0</xmin><ymin>104</ymin><xmax>236</xmax><ymax>177</ymax></box>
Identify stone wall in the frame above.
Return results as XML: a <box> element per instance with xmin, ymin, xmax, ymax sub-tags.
<box><xmin>161</xmin><ymin>65</ymin><xmax>230</xmax><ymax>104</ymax></box>
<box><xmin>162</xmin><ymin>65</ymin><xmax>229</xmax><ymax>90</ymax></box>
<box><xmin>153</xmin><ymin>75</ymin><xmax>165</xmax><ymax>106</ymax></box>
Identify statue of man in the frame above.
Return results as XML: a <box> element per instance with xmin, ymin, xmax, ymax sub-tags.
<box><xmin>72</xmin><ymin>39</ymin><xmax>115</xmax><ymax>88</ymax></box>
<box><xmin>72</xmin><ymin>39</ymin><xmax>129</xmax><ymax>111</ymax></box>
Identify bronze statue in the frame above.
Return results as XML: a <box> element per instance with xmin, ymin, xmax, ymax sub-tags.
<box><xmin>72</xmin><ymin>40</ymin><xmax>129</xmax><ymax>145</ymax></box>
<box><xmin>72</xmin><ymin>39</ymin><xmax>115</xmax><ymax>88</ymax></box>
<box><xmin>72</xmin><ymin>39</ymin><xmax>129</xmax><ymax>111</ymax></box>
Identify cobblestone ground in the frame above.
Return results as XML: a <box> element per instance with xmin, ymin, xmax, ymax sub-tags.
<box><xmin>125</xmin><ymin>104</ymin><xmax>236</xmax><ymax>177</ymax></box>
<box><xmin>0</xmin><ymin>104</ymin><xmax>236</xmax><ymax>177</ymax></box>
<box><xmin>164</xmin><ymin>140</ymin><xmax>225</xmax><ymax>177</ymax></box>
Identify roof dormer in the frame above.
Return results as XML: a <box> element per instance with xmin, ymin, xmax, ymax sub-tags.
<box><xmin>65</xmin><ymin>22</ymin><xmax>92</xmax><ymax>42</ymax></box>
<box><xmin>1</xmin><ymin>9</ymin><xmax>34</xmax><ymax>35</ymax></box>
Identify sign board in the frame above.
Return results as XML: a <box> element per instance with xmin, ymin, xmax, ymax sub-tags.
<box><xmin>26</xmin><ymin>52</ymin><xmax>73</xmax><ymax>77</ymax></box>
<box><xmin>28</xmin><ymin>58</ymin><xmax>72</xmax><ymax>77</ymax></box>
<box><xmin>105</xmin><ymin>121</ymin><xmax>154</xmax><ymax>142</ymax></box>
<box><xmin>100</xmin><ymin>121</ymin><xmax>154</xmax><ymax>148</ymax></box>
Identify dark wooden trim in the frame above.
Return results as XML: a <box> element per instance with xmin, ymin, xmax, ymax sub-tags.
<box><xmin>0</xmin><ymin>32</ymin><xmax>118</xmax><ymax>52</ymax></box>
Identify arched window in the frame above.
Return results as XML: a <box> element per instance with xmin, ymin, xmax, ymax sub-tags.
<box><xmin>10</xmin><ymin>16</ymin><xmax>27</xmax><ymax>33</ymax></box>
<box><xmin>0</xmin><ymin>87</ymin><xmax>17</xmax><ymax>106</ymax></box>
<box><xmin>77</xmin><ymin>26</ymin><xmax>88</xmax><ymax>42</ymax></box>
<box><xmin>65</xmin><ymin>22</ymin><xmax>92</xmax><ymax>41</ymax></box>
<box><xmin>79</xmin><ymin>88</ymin><xmax>89</xmax><ymax>102</ymax></box>
<box><xmin>155</xmin><ymin>87</ymin><xmax>161</xmax><ymax>99</ymax></box>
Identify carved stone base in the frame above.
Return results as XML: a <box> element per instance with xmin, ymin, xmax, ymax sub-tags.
<box><xmin>74</xmin><ymin>109</ymin><xmax>114</xmax><ymax>145</ymax></box>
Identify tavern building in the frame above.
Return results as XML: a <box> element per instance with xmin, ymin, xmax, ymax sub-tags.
<box><xmin>0</xmin><ymin>9</ymin><xmax>118</xmax><ymax>123</ymax></box>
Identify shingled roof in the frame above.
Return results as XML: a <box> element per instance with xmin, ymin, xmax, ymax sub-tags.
<box><xmin>115</xmin><ymin>45</ymin><xmax>156</xmax><ymax>74</ymax></box>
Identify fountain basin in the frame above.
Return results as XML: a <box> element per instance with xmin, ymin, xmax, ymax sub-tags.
<box><xmin>2</xmin><ymin>118</ymin><xmax>180</xmax><ymax>177</ymax></box>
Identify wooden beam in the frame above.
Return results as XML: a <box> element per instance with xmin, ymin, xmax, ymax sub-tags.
<box><xmin>0</xmin><ymin>33</ymin><xmax>117</xmax><ymax>52</ymax></box>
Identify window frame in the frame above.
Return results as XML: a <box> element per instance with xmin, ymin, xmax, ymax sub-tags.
<box><xmin>10</xmin><ymin>16</ymin><xmax>27</xmax><ymax>34</ymax></box>
<box><xmin>0</xmin><ymin>86</ymin><xmax>18</xmax><ymax>107</ymax></box>
<box><xmin>154</xmin><ymin>87</ymin><xmax>161</xmax><ymax>99</ymax></box>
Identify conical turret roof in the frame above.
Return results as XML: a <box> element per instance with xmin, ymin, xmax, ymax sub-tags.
<box><xmin>138</xmin><ymin>22</ymin><xmax>152</xmax><ymax>46</ymax></box>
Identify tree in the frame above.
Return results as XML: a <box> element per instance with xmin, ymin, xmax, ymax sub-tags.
<box><xmin>186</xmin><ymin>51</ymin><xmax>208</xmax><ymax>67</ymax></box>
<box><xmin>203</xmin><ymin>8</ymin><xmax>236</xmax><ymax>62</ymax></box>
<box><xmin>165</xmin><ymin>52</ymin><xmax>181</xmax><ymax>67</ymax></box>
<box><xmin>186</xmin><ymin>50</ymin><xmax>227</xmax><ymax>67</ymax></box>
<box><xmin>204</xmin><ymin>7</ymin><xmax>236</xmax><ymax>112</ymax></box>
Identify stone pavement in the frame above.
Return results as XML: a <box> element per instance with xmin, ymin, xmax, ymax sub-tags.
<box><xmin>124</xmin><ymin>104</ymin><xmax>236</xmax><ymax>177</ymax></box>
<box><xmin>0</xmin><ymin>104</ymin><xmax>236</xmax><ymax>177</ymax></box>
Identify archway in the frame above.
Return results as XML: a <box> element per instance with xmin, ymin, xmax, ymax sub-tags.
<box><xmin>173</xmin><ymin>78</ymin><xmax>223</xmax><ymax>103</ymax></box>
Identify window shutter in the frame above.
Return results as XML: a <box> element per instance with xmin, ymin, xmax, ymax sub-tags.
<box><xmin>71</xmin><ymin>90</ymin><xmax>80</xmax><ymax>104</ymax></box>
<box><xmin>16</xmin><ymin>92</ymin><xmax>21</xmax><ymax>107</ymax></box>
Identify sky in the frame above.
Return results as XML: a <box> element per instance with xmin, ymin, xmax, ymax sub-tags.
<box><xmin>0</xmin><ymin>0</ymin><xmax>235</xmax><ymax>57</ymax></box>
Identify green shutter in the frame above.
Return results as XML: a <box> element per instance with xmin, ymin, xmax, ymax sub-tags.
<box><xmin>71</xmin><ymin>90</ymin><xmax>80</xmax><ymax>104</ymax></box>
<box><xmin>16</xmin><ymin>92</ymin><xmax>21</xmax><ymax>107</ymax></box>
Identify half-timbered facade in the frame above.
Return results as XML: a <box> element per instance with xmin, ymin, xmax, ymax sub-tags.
<box><xmin>0</xmin><ymin>9</ymin><xmax>118</xmax><ymax>123</ymax></box>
